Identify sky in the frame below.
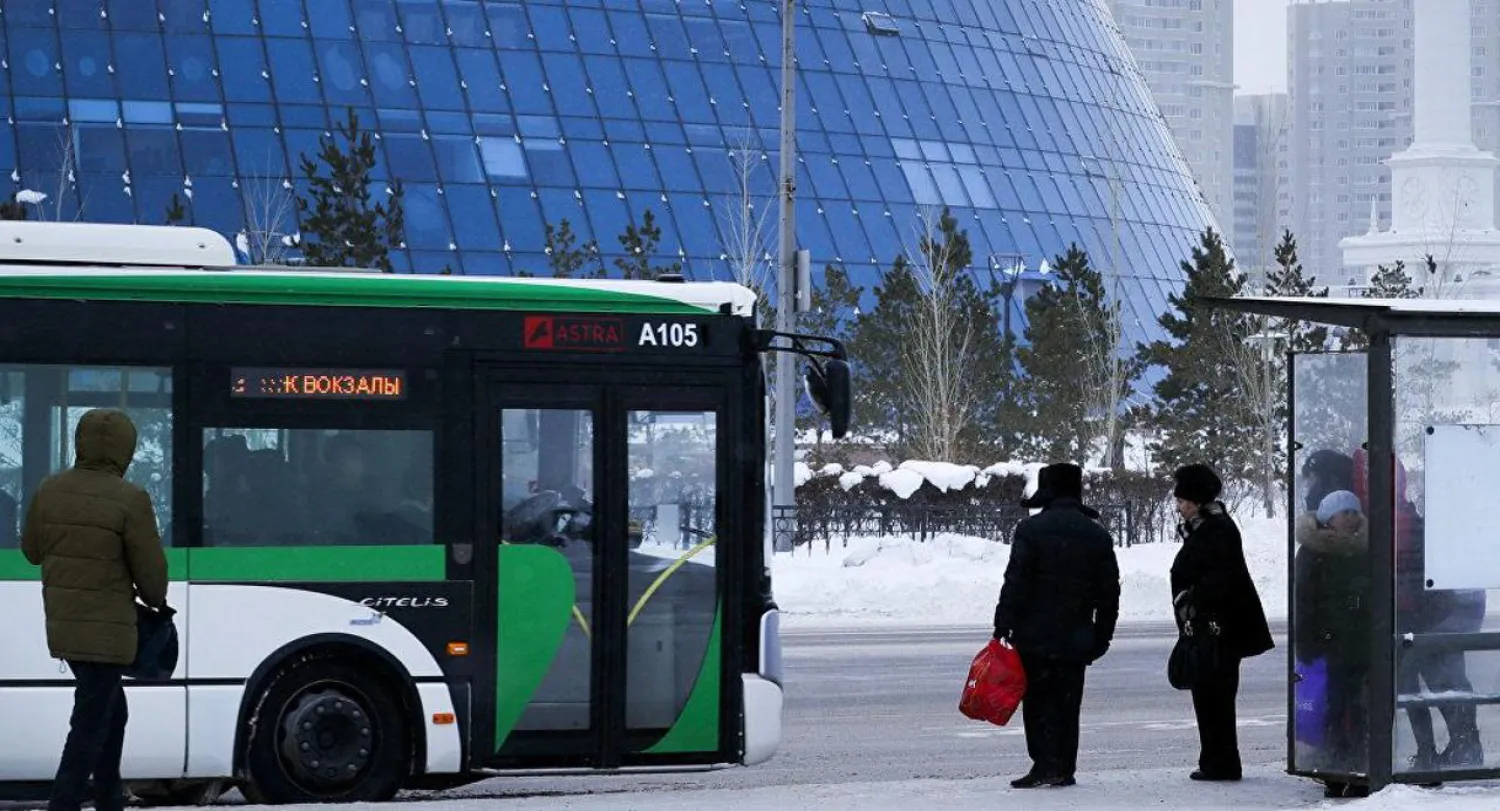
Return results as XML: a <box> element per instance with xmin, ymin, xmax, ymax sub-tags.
<box><xmin>1235</xmin><ymin>0</ymin><xmax>1291</xmax><ymax>95</ymax></box>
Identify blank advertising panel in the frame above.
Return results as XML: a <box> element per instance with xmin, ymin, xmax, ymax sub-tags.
<box><xmin>1424</xmin><ymin>424</ymin><xmax>1500</xmax><ymax>591</ymax></box>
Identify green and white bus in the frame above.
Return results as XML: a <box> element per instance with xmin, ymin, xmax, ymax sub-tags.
<box><xmin>0</xmin><ymin>222</ymin><xmax>850</xmax><ymax>805</ymax></box>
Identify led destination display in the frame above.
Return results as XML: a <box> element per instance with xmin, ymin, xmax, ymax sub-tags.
<box><xmin>231</xmin><ymin>368</ymin><xmax>407</xmax><ymax>400</ymax></box>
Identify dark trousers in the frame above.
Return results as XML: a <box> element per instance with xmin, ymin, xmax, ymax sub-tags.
<box><xmin>1019</xmin><ymin>652</ymin><xmax>1088</xmax><ymax>778</ymax></box>
<box><xmin>1190</xmin><ymin>655</ymin><xmax>1242</xmax><ymax>777</ymax></box>
<box><xmin>1400</xmin><ymin>648</ymin><xmax>1479</xmax><ymax>756</ymax></box>
<box><xmin>49</xmin><ymin>661</ymin><xmax>128</xmax><ymax>811</ymax></box>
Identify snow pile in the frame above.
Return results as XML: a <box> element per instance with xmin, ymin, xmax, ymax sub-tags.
<box><xmin>1335</xmin><ymin>784</ymin><xmax>1500</xmax><ymax>810</ymax></box>
<box><xmin>798</xmin><ymin>458</ymin><xmax>1047</xmax><ymax>498</ymax></box>
<box><xmin>771</xmin><ymin>515</ymin><xmax>1288</xmax><ymax>629</ymax></box>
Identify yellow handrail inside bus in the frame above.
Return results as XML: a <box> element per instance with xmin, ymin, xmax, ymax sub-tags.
<box><xmin>500</xmin><ymin>534</ymin><xmax>717</xmax><ymax>640</ymax></box>
<box><xmin>628</xmin><ymin>537</ymin><xmax>716</xmax><ymax>627</ymax></box>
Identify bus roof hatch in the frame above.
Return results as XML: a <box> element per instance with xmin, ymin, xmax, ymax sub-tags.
<box><xmin>0</xmin><ymin>221</ymin><xmax>237</xmax><ymax>269</ymax></box>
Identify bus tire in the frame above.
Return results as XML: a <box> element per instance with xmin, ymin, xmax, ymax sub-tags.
<box><xmin>241</xmin><ymin>658</ymin><xmax>410</xmax><ymax>805</ymax></box>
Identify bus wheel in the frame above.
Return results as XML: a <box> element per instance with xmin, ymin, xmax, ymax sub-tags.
<box><xmin>242</xmin><ymin>658</ymin><xmax>409</xmax><ymax>805</ymax></box>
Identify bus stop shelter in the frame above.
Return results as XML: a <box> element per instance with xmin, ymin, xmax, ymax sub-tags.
<box><xmin>1205</xmin><ymin>295</ymin><xmax>1500</xmax><ymax>792</ymax></box>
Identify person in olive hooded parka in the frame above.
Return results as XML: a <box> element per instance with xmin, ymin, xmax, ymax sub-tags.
<box><xmin>22</xmin><ymin>409</ymin><xmax>168</xmax><ymax>811</ymax></box>
<box><xmin>1169</xmin><ymin>463</ymin><xmax>1274</xmax><ymax>783</ymax></box>
<box><xmin>994</xmin><ymin>463</ymin><xmax>1121</xmax><ymax>789</ymax></box>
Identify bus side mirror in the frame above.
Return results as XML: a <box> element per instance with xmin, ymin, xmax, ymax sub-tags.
<box><xmin>803</xmin><ymin>359</ymin><xmax>851</xmax><ymax>440</ymax></box>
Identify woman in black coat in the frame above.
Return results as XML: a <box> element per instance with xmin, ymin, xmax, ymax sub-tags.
<box><xmin>1169</xmin><ymin>464</ymin><xmax>1275</xmax><ymax>782</ymax></box>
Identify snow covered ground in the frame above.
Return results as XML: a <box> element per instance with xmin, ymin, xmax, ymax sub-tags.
<box><xmin>771</xmin><ymin>515</ymin><xmax>1288</xmax><ymax>629</ymax></box>
<box><xmin>212</xmin><ymin>769</ymin><xmax>1500</xmax><ymax>811</ymax></box>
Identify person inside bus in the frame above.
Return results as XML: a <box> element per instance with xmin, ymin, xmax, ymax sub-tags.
<box><xmin>0</xmin><ymin>487</ymin><xmax>17</xmax><ymax>547</ymax></box>
<box><xmin>202</xmin><ymin>435</ymin><xmax>253</xmax><ymax>546</ymax></box>
<box><xmin>21</xmin><ymin>408</ymin><xmax>169</xmax><ymax>811</ymax></box>
<box><xmin>317</xmin><ymin>434</ymin><xmax>378</xmax><ymax>544</ymax></box>
<box><xmin>386</xmin><ymin>464</ymin><xmax>433</xmax><ymax>545</ymax></box>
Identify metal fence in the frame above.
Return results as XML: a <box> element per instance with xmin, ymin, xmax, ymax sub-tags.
<box><xmin>772</xmin><ymin>501</ymin><xmax>1166</xmax><ymax>553</ymax></box>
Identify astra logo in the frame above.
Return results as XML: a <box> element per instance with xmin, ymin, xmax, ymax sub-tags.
<box><xmin>359</xmin><ymin>596</ymin><xmax>450</xmax><ymax>609</ymax></box>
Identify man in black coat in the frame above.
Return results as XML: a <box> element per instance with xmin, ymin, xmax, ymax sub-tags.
<box><xmin>993</xmin><ymin>463</ymin><xmax>1121</xmax><ymax>788</ymax></box>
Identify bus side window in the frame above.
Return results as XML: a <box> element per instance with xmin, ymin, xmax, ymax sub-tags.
<box><xmin>200</xmin><ymin>427</ymin><xmax>434</xmax><ymax>548</ymax></box>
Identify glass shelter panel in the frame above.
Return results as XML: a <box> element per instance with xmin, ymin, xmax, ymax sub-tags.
<box><xmin>1391</xmin><ymin>338</ymin><xmax>1499</xmax><ymax>776</ymax></box>
<box><xmin>626</xmin><ymin>410</ymin><xmax>718</xmax><ymax>745</ymax></box>
<box><xmin>1290</xmin><ymin>351</ymin><xmax>1370</xmax><ymax>778</ymax></box>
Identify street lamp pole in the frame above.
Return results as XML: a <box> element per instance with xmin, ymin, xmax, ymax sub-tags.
<box><xmin>772</xmin><ymin>0</ymin><xmax>800</xmax><ymax>552</ymax></box>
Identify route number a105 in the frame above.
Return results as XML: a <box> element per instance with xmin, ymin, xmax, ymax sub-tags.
<box><xmin>638</xmin><ymin>322</ymin><xmax>701</xmax><ymax>348</ymax></box>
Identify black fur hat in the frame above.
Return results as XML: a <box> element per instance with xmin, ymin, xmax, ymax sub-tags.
<box><xmin>1173</xmin><ymin>463</ymin><xmax>1223</xmax><ymax>505</ymax></box>
<box><xmin>1024</xmin><ymin>463</ymin><xmax>1084</xmax><ymax>508</ymax></box>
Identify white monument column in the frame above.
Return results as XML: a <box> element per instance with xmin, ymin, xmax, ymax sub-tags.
<box><xmin>1341</xmin><ymin>0</ymin><xmax>1500</xmax><ymax>283</ymax></box>
<box><xmin>1414</xmin><ymin>0</ymin><xmax>1474</xmax><ymax>149</ymax></box>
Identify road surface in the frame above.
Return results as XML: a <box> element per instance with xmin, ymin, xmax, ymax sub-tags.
<box><xmin>426</xmin><ymin>622</ymin><xmax>1293</xmax><ymax>800</ymax></box>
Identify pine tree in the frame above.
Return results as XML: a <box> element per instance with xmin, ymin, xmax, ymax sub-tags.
<box><xmin>614</xmin><ymin>209</ymin><xmax>681</xmax><ymax>280</ymax></box>
<box><xmin>164</xmin><ymin>193</ymin><xmax>187</xmax><ymax>226</ymax></box>
<box><xmin>1139</xmin><ymin>228</ymin><xmax>1262</xmax><ymax>485</ymax></box>
<box><xmin>521</xmin><ymin>218</ymin><xmax>601</xmax><ymax>278</ymax></box>
<box><xmin>1266</xmin><ymin>230</ymin><xmax>1330</xmax><ymax>353</ymax></box>
<box><xmin>1018</xmin><ymin>245</ymin><xmax>1137</xmax><ymax>464</ymax></box>
<box><xmin>1339</xmin><ymin>259</ymin><xmax>1419</xmax><ymax>351</ymax></box>
<box><xmin>294</xmin><ymin>108</ymin><xmax>406</xmax><ymax>272</ymax></box>
<box><xmin>0</xmin><ymin>194</ymin><xmax>28</xmax><ymax>221</ymax></box>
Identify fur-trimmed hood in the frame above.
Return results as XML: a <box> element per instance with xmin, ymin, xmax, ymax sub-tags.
<box><xmin>1294</xmin><ymin>511</ymin><xmax>1367</xmax><ymax>555</ymax></box>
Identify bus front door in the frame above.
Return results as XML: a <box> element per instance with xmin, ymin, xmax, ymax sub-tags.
<box><xmin>477</xmin><ymin>373</ymin><xmax>729</xmax><ymax>768</ymax></box>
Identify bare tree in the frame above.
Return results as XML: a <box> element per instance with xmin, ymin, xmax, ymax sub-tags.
<box><xmin>716</xmin><ymin>130</ymin><xmax>776</xmax><ymax>307</ymax></box>
<box><xmin>17</xmin><ymin>124</ymin><xmax>85</xmax><ymax>222</ymax></box>
<box><xmin>236</xmin><ymin>172</ymin><xmax>299</xmax><ymax>265</ymax></box>
<box><xmin>901</xmin><ymin>206</ymin><xmax>977</xmax><ymax>462</ymax></box>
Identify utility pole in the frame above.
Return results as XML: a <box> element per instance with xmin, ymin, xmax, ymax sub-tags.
<box><xmin>772</xmin><ymin>0</ymin><xmax>799</xmax><ymax>553</ymax></box>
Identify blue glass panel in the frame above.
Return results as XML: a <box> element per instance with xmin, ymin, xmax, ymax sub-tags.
<box><xmin>485</xmin><ymin>2</ymin><xmax>528</xmax><ymax>50</ymax></box>
<box><xmin>56</xmin><ymin>0</ymin><xmax>107</xmax><ymax>30</ymax></box>
<box><xmin>364</xmin><ymin>42</ymin><xmax>416</xmax><ymax>106</ymax></box>
<box><xmin>265</xmin><ymin>37</ymin><xmax>320</xmax><ymax>105</ymax></box>
<box><xmin>166</xmin><ymin>36</ymin><xmax>222</xmax><ymax>102</ymax></box>
<box><xmin>216</xmin><ymin>37</ymin><xmax>272</xmax><ymax>102</ymax></box>
<box><xmin>401</xmin><ymin>184</ymin><xmax>452</xmax><ymax>250</ymax></box>
<box><xmin>353</xmin><ymin>0</ymin><xmax>401</xmax><ymax>42</ymax></box>
<box><xmin>454</xmin><ymin>49</ymin><xmax>508</xmax><ymax>113</ymax></box>
<box><xmin>408</xmin><ymin>47</ymin><xmax>465</xmax><ymax>111</ymax></box>
<box><xmin>308</xmin><ymin>0</ymin><xmax>356</xmax><ymax>39</ymax></box>
<box><xmin>61</xmin><ymin>31</ymin><xmax>117</xmax><ymax>97</ymax></box>
<box><xmin>77</xmin><ymin>173</ymin><xmax>133</xmax><ymax>223</ymax></box>
<box><xmin>528</xmin><ymin>5</ymin><xmax>574</xmax><ymax>53</ymax></box>
<box><xmin>125</xmin><ymin>127</ymin><xmax>184</xmax><ymax>177</ymax></box>
<box><xmin>207</xmin><ymin>0</ymin><xmax>258</xmax><ymax>35</ymax></box>
<box><xmin>443</xmin><ymin>3</ymin><xmax>489</xmax><ymax>48</ymax></box>
<box><xmin>541</xmin><ymin>54</ymin><xmax>596</xmax><ymax>118</ymax></box>
<box><xmin>186</xmin><ymin>175</ymin><xmax>242</xmax><ymax>235</ymax></box>
<box><xmin>258</xmin><ymin>0</ymin><xmax>308</xmax><ymax>38</ymax></box>
<box><xmin>445</xmin><ymin>185</ymin><xmax>501</xmax><ymax>251</ymax></box>
<box><xmin>316</xmin><ymin>40</ymin><xmax>370</xmax><ymax>106</ymax></box>
<box><xmin>181</xmin><ymin>128</ymin><xmax>235</xmax><ymax>176</ymax></box>
<box><xmin>108</xmin><ymin>0</ymin><xmax>161</xmax><ymax>31</ymax></box>
<box><xmin>76</xmin><ymin>124</ymin><xmax>128</xmax><ymax>174</ymax></box>
<box><xmin>8</xmin><ymin>29</ymin><xmax>64</xmax><ymax>97</ymax></box>
<box><xmin>230</xmin><ymin>127</ymin><xmax>286</xmax><ymax>176</ymax></box>
<box><xmin>496</xmin><ymin>186</ymin><xmax>543</xmax><ymax>250</ymax></box>
<box><xmin>607</xmin><ymin>11</ymin><xmax>652</xmax><ymax>59</ymax></box>
<box><xmin>497</xmin><ymin>50</ymin><xmax>552</xmax><ymax>116</ymax></box>
<box><xmin>569</xmin><ymin>141</ymin><xmax>619</xmax><ymax>189</ymax></box>
<box><xmin>396</xmin><ymin>0</ymin><xmax>446</xmax><ymax>46</ymax></box>
<box><xmin>382</xmin><ymin>134</ymin><xmax>437</xmax><ymax>182</ymax></box>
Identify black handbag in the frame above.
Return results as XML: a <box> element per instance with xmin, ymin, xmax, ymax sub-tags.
<box><xmin>127</xmin><ymin>603</ymin><xmax>179</xmax><ymax>681</ymax></box>
<box><xmin>1168</xmin><ymin>618</ymin><xmax>1223</xmax><ymax>691</ymax></box>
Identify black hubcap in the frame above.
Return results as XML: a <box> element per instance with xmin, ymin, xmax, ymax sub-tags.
<box><xmin>278</xmin><ymin>686</ymin><xmax>376</xmax><ymax>789</ymax></box>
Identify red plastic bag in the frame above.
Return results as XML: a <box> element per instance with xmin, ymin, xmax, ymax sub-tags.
<box><xmin>959</xmin><ymin>638</ymin><xmax>1027</xmax><ymax>726</ymax></box>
